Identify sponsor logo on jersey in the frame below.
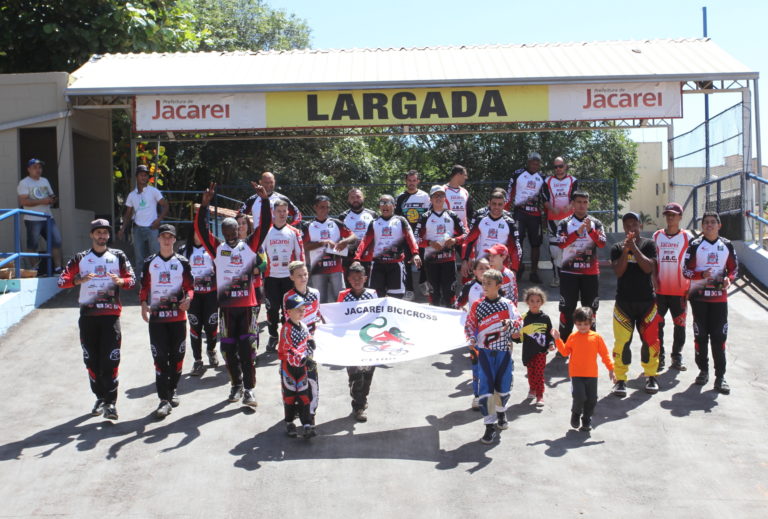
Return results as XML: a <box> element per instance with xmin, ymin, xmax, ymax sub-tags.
<box><xmin>320</xmin><ymin>229</ymin><xmax>331</xmax><ymax>240</ymax></box>
<box><xmin>159</xmin><ymin>271</ymin><xmax>171</xmax><ymax>284</ymax></box>
<box><xmin>95</xmin><ymin>265</ymin><xmax>106</xmax><ymax>277</ymax></box>
<box><xmin>436</xmin><ymin>224</ymin><xmax>446</xmax><ymax>235</ymax></box>
<box><xmin>706</xmin><ymin>252</ymin><xmax>718</xmax><ymax>265</ymax></box>
<box><xmin>382</xmin><ymin>227</ymin><xmax>393</xmax><ymax>237</ymax></box>
<box><xmin>489</xmin><ymin>228</ymin><xmax>498</xmax><ymax>239</ymax></box>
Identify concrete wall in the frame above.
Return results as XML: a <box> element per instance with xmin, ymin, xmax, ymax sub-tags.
<box><xmin>627</xmin><ymin>142</ymin><xmax>667</xmax><ymax>228</ymax></box>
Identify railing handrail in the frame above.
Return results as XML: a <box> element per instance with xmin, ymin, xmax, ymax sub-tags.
<box><xmin>0</xmin><ymin>208</ymin><xmax>50</xmax><ymax>222</ymax></box>
<box><xmin>746</xmin><ymin>173</ymin><xmax>768</xmax><ymax>186</ymax></box>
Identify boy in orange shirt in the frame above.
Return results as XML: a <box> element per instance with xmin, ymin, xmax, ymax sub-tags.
<box><xmin>551</xmin><ymin>307</ymin><xmax>615</xmax><ymax>431</ymax></box>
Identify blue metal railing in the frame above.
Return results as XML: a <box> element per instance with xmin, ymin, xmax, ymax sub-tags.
<box><xmin>0</xmin><ymin>209</ymin><xmax>53</xmax><ymax>279</ymax></box>
<box><xmin>678</xmin><ymin>171</ymin><xmax>743</xmax><ymax>230</ymax></box>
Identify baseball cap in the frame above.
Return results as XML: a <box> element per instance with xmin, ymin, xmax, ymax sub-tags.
<box><xmin>284</xmin><ymin>293</ymin><xmax>308</xmax><ymax>310</ymax></box>
<box><xmin>662</xmin><ymin>202</ymin><xmax>683</xmax><ymax>215</ymax></box>
<box><xmin>527</xmin><ymin>152</ymin><xmax>542</xmax><ymax>161</ymax></box>
<box><xmin>90</xmin><ymin>219</ymin><xmax>111</xmax><ymax>232</ymax></box>
<box><xmin>27</xmin><ymin>158</ymin><xmax>45</xmax><ymax>167</ymax></box>
<box><xmin>157</xmin><ymin>224</ymin><xmax>177</xmax><ymax>236</ymax></box>
<box><xmin>484</xmin><ymin>243</ymin><xmax>509</xmax><ymax>256</ymax></box>
<box><xmin>136</xmin><ymin>165</ymin><xmax>149</xmax><ymax>173</ymax></box>
<box><xmin>622</xmin><ymin>212</ymin><xmax>640</xmax><ymax>222</ymax></box>
<box><xmin>429</xmin><ymin>185</ymin><xmax>446</xmax><ymax>196</ymax></box>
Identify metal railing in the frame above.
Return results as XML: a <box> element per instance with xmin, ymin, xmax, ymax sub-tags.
<box><xmin>678</xmin><ymin>171</ymin><xmax>743</xmax><ymax>230</ymax></box>
<box><xmin>0</xmin><ymin>209</ymin><xmax>53</xmax><ymax>279</ymax></box>
<box><xmin>746</xmin><ymin>173</ymin><xmax>768</xmax><ymax>248</ymax></box>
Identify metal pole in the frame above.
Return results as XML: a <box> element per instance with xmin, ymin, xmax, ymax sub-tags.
<box><xmin>613</xmin><ymin>176</ymin><xmax>619</xmax><ymax>232</ymax></box>
<box><xmin>742</xmin><ymin>86</ymin><xmax>754</xmax><ymax>241</ymax></box>
<box><xmin>14</xmin><ymin>213</ymin><xmax>21</xmax><ymax>279</ymax></box>
<box><xmin>755</xmin><ymin>78</ymin><xmax>764</xmax><ymax>248</ymax></box>
<box><xmin>693</xmin><ymin>189</ymin><xmax>699</xmax><ymax>228</ymax></box>
<box><xmin>703</xmin><ymin>7</ymin><xmax>711</xmax><ymax>203</ymax></box>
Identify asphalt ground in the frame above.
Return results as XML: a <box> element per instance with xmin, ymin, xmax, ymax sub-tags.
<box><xmin>1</xmin><ymin>268</ymin><xmax>767</xmax><ymax>518</ymax></box>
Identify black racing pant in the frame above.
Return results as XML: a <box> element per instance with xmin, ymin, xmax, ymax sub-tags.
<box><xmin>281</xmin><ymin>360</ymin><xmax>311</xmax><ymax>426</ymax></box>
<box><xmin>425</xmin><ymin>260</ymin><xmax>456</xmax><ymax>307</ymax></box>
<box><xmin>220</xmin><ymin>306</ymin><xmax>259</xmax><ymax>389</ymax></box>
<box><xmin>571</xmin><ymin>376</ymin><xmax>598</xmax><ymax>419</ymax></box>
<box><xmin>514</xmin><ymin>209</ymin><xmax>543</xmax><ymax>248</ymax></box>
<box><xmin>656</xmin><ymin>294</ymin><xmax>687</xmax><ymax>362</ymax></box>
<box><xmin>265</xmin><ymin>276</ymin><xmax>294</xmax><ymax>338</ymax></box>
<box><xmin>690</xmin><ymin>300</ymin><xmax>729</xmax><ymax>378</ymax></box>
<box><xmin>558</xmin><ymin>273</ymin><xmax>599</xmax><ymax>340</ymax></box>
<box><xmin>369</xmin><ymin>261</ymin><xmax>405</xmax><ymax>297</ymax></box>
<box><xmin>148</xmin><ymin>320</ymin><xmax>187</xmax><ymax>401</ymax></box>
<box><xmin>188</xmin><ymin>290</ymin><xmax>218</xmax><ymax>361</ymax></box>
<box><xmin>347</xmin><ymin>366</ymin><xmax>376</xmax><ymax>411</ymax></box>
<box><xmin>79</xmin><ymin>315</ymin><xmax>122</xmax><ymax>404</ymax></box>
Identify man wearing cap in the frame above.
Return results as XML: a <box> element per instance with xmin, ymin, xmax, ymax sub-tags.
<box><xmin>652</xmin><ymin>202</ymin><xmax>693</xmax><ymax>371</ymax></box>
<box><xmin>139</xmin><ymin>224</ymin><xmax>195</xmax><ymax>418</ymax></box>
<box><xmin>58</xmin><ymin>219</ymin><xmax>136</xmax><ymax>420</ymax></box>
<box><xmin>414</xmin><ymin>185</ymin><xmax>467</xmax><ymax>307</ymax></box>
<box><xmin>17</xmin><ymin>158</ymin><xmax>63</xmax><ymax>273</ymax></box>
<box><xmin>301</xmin><ymin>195</ymin><xmax>356</xmax><ymax>303</ymax></box>
<box><xmin>195</xmin><ymin>182</ymin><xmax>272</xmax><ymax>406</ymax></box>
<box><xmin>395</xmin><ymin>170</ymin><xmax>431</xmax><ymax>300</ymax></box>
<box><xmin>610</xmin><ymin>212</ymin><xmax>661</xmax><ymax>396</ymax></box>
<box><xmin>118</xmin><ymin>165</ymin><xmax>169</xmax><ymax>267</ymax></box>
<box><xmin>505</xmin><ymin>153</ymin><xmax>546</xmax><ymax>284</ymax></box>
<box><xmin>542</xmin><ymin>157</ymin><xmax>579</xmax><ymax>287</ymax></box>
<box><xmin>240</xmin><ymin>171</ymin><xmax>302</xmax><ymax>228</ymax></box>
<box><xmin>355</xmin><ymin>194</ymin><xmax>422</xmax><ymax>298</ymax></box>
<box><xmin>555</xmin><ymin>191</ymin><xmax>607</xmax><ymax>340</ymax></box>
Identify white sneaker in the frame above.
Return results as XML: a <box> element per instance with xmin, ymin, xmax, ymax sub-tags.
<box><xmin>526</xmin><ymin>392</ymin><xmax>536</xmax><ymax>400</ymax></box>
<box><xmin>420</xmin><ymin>282</ymin><xmax>431</xmax><ymax>296</ymax></box>
<box><xmin>550</xmin><ymin>277</ymin><xmax>560</xmax><ymax>287</ymax></box>
<box><xmin>404</xmin><ymin>291</ymin><xmax>415</xmax><ymax>301</ymax></box>
<box><xmin>471</xmin><ymin>397</ymin><xmax>480</xmax><ymax>410</ymax></box>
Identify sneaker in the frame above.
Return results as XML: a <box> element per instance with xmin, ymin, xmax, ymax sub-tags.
<box><xmin>353</xmin><ymin>408</ymin><xmax>368</xmax><ymax>422</ymax></box>
<box><xmin>657</xmin><ymin>357</ymin><xmax>666</xmax><ymax>372</ymax></box>
<box><xmin>303</xmin><ymin>425</ymin><xmax>317</xmax><ymax>439</ymax></box>
<box><xmin>695</xmin><ymin>370</ymin><xmax>709</xmax><ymax>385</ymax></box>
<box><xmin>670</xmin><ymin>358</ymin><xmax>687</xmax><ymax>371</ymax></box>
<box><xmin>155</xmin><ymin>400</ymin><xmax>172</xmax><ymax>419</ymax></box>
<box><xmin>420</xmin><ymin>282</ymin><xmax>431</xmax><ymax>296</ymax></box>
<box><xmin>170</xmin><ymin>390</ymin><xmax>180</xmax><ymax>408</ymax></box>
<box><xmin>103</xmin><ymin>403</ymin><xmax>118</xmax><ymax>421</ymax></box>
<box><xmin>266</xmin><ymin>336</ymin><xmax>278</xmax><ymax>353</ymax></box>
<box><xmin>91</xmin><ymin>399</ymin><xmax>105</xmax><ymax>416</ymax></box>
<box><xmin>529</xmin><ymin>271</ymin><xmax>542</xmax><ymax>284</ymax></box>
<box><xmin>207</xmin><ymin>350</ymin><xmax>219</xmax><ymax>367</ymax></box>
<box><xmin>403</xmin><ymin>291</ymin><xmax>415</xmax><ymax>301</ymax></box>
<box><xmin>191</xmin><ymin>360</ymin><xmax>206</xmax><ymax>376</ymax></box>
<box><xmin>579</xmin><ymin>417</ymin><xmax>593</xmax><ymax>432</ymax></box>
<box><xmin>550</xmin><ymin>276</ymin><xmax>560</xmax><ymax>288</ymax></box>
<box><xmin>714</xmin><ymin>378</ymin><xmax>730</xmax><ymax>395</ymax></box>
<box><xmin>612</xmin><ymin>380</ymin><xmax>627</xmax><ymax>397</ymax></box>
<box><xmin>286</xmin><ymin>422</ymin><xmax>298</xmax><ymax>438</ymax></box>
<box><xmin>570</xmin><ymin>413</ymin><xmax>580</xmax><ymax>429</ymax></box>
<box><xmin>496</xmin><ymin>411</ymin><xmax>508</xmax><ymax>430</ymax></box>
<box><xmin>228</xmin><ymin>385</ymin><xmax>244</xmax><ymax>402</ymax></box>
<box><xmin>480</xmin><ymin>424</ymin><xmax>497</xmax><ymax>444</ymax></box>
<box><xmin>242</xmin><ymin>389</ymin><xmax>258</xmax><ymax>407</ymax></box>
<box><xmin>471</xmin><ymin>397</ymin><xmax>480</xmax><ymax>411</ymax></box>
<box><xmin>644</xmin><ymin>376</ymin><xmax>659</xmax><ymax>395</ymax></box>
<box><xmin>535</xmin><ymin>397</ymin><xmax>545</xmax><ymax>408</ymax></box>
<box><xmin>526</xmin><ymin>392</ymin><xmax>536</xmax><ymax>401</ymax></box>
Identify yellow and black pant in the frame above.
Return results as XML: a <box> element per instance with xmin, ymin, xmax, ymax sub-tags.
<box><xmin>612</xmin><ymin>300</ymin><xmax>661</xmax><ymax>381</ymax></box>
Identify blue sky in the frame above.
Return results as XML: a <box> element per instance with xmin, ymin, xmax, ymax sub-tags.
<box><xmin>268</xmin><ymin>0</ymin><xmax>766</xmax><ymax>166</ymax></box>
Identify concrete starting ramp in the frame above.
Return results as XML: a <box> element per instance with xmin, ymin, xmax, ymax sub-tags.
<box><xmin>0</xmin><ymin>270</ymin><xmax>767</xmax><ymax>518</ymax></box>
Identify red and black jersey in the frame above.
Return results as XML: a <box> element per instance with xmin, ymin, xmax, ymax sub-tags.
<box><xmin>264</xmin><ymin>224</ymin><xmax>305</xmax><ymax>278</ymax></box>
<box><xmin>302</xmin><ymin>217</ymin><xmax>352</xmax><ymax>275</ymax></box>
<box><xmin>283</xmin><ymin>286</ymin><xmax>321</xmax><ymax>333</ymax></box>
<box><xmin>195</xmin><ymin>201</ymin><xmax>272</xmax><ymax>308</ymax></box>
<box><xmin>240</xmin><ymin>190</ymin><xmax>302</xmax><ymax>227</ymax></box>
<box><xmin>653</xmin><ymin>229</ymin><xmax>692</xmax><ymax>297</ymax></box>
<box><xmin>542</xmin><ymin>175</ymin><xmax>578</xmax><ymax>221</ymax></box>
<box><xmin>500</xmin><ymin>267</ymin><xmax>519</xmax><ymax>305</ymax></box>
<box><xmin>184</xmin><ymin>245</ymin><xmax>216</xmax><ymax>294</ymax></box>
<box><xmin>443</xmin><ymin>185</ymin><xmax>474</xmax><ymax>229</ymax></box>
<box><xmin>278</xmin><ymin>319</ymin><xmax>311</xmax><ymax>367</ymax></box>
<box><xmin>337</xmin><ymin>288</ymin><xmax>378</xmax><ymax>302</ymax></box>
<box><xmin>415</xmin><ymin>208</ymin><xmax>467</xmax><ymax>263</ymax></box>
<box><xmin>354</xmin><ymin>215</ymin><xmax>419</xmax><ymax>264</ymax></box>
<box><xmin>462</xmin><ymin>212</ymin><xmax>522</xmax><ymax>271</ymax></box>
<box><xmin>139</xmin><ymin>253</ymin><xmax>195</xmax><ymax>322</ymax></box>
<box><xmin>340</xmin><ymin>208</ymin><xmax>377</xmax><ymax>241</ymax></box>
<box><xmin>464</xmin><ymin>296</ymin><xmax>523</xmax><ymax>351</ymax></box>
<box><xmin>555</xmin><ymin>214</ymin><xmax>607</xmax><ymax>275</ymax></box>
<box><xmin>505</xmin><ymin>169</ymin><xmax>545</xmax><ymax>216</ymax></box>
<box><xmin>683</xmin><ymin>236</ymin><xmax>738</xmax><ymax>303</ymax></box>
<box><xmin>58</xmin><ymin>248</ymin><xmax>135</xmax><ymax>316</ymax></box>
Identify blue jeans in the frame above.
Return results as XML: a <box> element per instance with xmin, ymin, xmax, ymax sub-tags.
<box><xmin>132</xmin><ymin>225</ymin><xmax>159</xmax><ymax>268</ymax></box>
<box><xmin>25</xmin><ymin>218</ymin><xmax>62</xmax><ymax>250</ymax></box>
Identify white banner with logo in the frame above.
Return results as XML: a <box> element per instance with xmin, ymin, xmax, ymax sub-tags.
<box><xmin>134</xmin><ymin>93</ymin><xmax>266</xmax><ymax>131</ymax></box>
<box><xmin>313</xmin><ymin>297</ymin><xmax>467</xmax><ymax>366</ymax></box>
<box><xmin>548</xmin><ymin>82</ymin><xmax>682</xmax><ymax>121</ymax></box>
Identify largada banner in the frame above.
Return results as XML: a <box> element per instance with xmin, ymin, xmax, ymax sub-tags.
<box><xmin>313</xmin><ymin>297</ymin><xmax>467</xmax><ymax>366</ymax></box>
<box><xmin>133</xmin><ymin>82</ymin><xmax>681</xmax><ymax>132</ymax></box>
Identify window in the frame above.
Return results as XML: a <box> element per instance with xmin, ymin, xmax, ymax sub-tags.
<box><xmin>656</xmin><ymin>206</ymin><xmax>660</xmax><ymax>218</ymax></box>
<box><xmin>655</xmin><ymin>183</ymin><xmax>659</xmax><ymax>195</ymax></box>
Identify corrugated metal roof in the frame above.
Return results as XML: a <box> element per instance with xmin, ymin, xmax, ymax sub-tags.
<box><xmin>65</xmin><ymin>38</ymin><xmax>757</xmax><ymax>96</ymax></box>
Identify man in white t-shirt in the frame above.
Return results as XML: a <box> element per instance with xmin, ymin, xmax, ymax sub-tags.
<box><xmin>117</xmin><ymin>165</ymin><xmax>169</xmax><ymax>266</ymax></box>
<box><xmin>16</xmin><ymin>158</ymin><xmax>63</xmax><ymax>272</ymax></box>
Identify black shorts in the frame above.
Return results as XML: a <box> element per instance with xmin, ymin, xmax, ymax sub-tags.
<box><xmin>369</xmin><ymin>261</ymin><xmax>405</xmax><ymax>297</ymax></box>
<box><xmin>514</xmin><ymin>209</ymin><xmax>543</xmax><ymax>247</ymax></box>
